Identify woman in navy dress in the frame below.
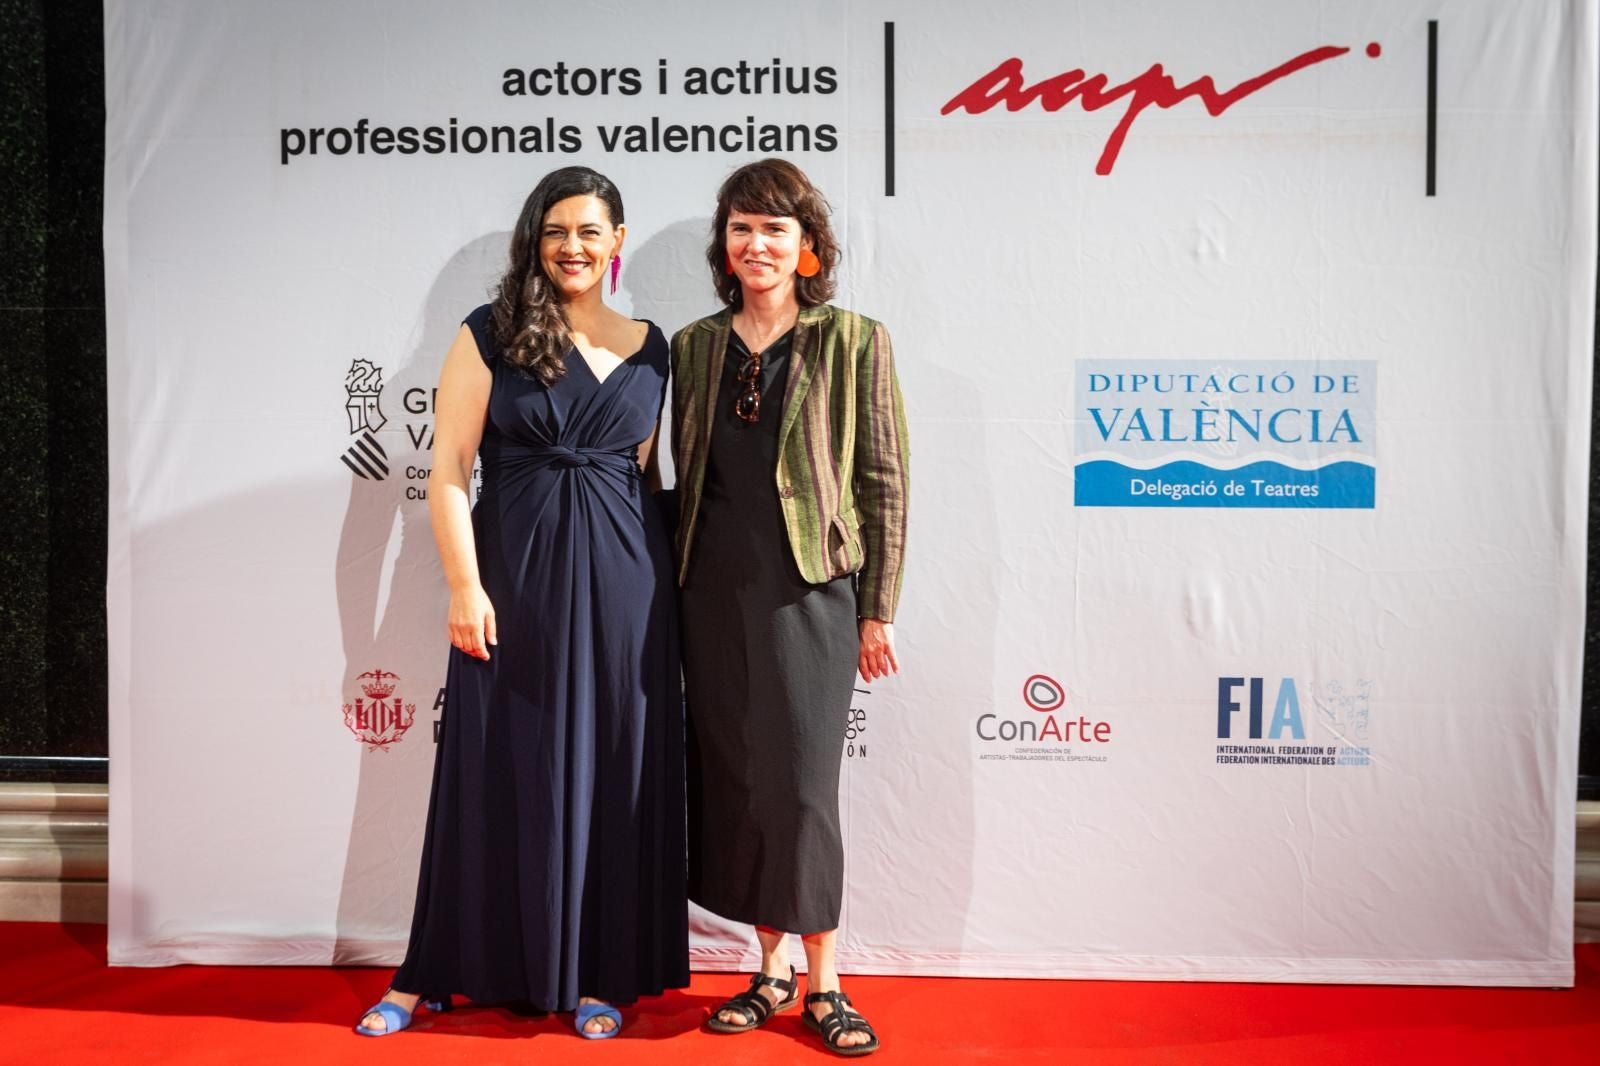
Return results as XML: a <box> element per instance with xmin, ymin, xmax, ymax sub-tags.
<box><xmin>356</xmin><ymin>166</ymin><xmax>687</xmax><ymax>1039</ymax></box>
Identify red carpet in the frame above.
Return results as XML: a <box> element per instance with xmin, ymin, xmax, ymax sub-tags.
<box><xmin>2</xmin><ymin>924</ymin><xmax>1597</xmax><ymax>1064</ymax></box>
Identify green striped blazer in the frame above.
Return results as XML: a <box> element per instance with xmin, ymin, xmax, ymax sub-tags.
<box><xmin>670</xmin><ymin>304</ymin><xmax>910</xmax><ymax>622</ymax></box>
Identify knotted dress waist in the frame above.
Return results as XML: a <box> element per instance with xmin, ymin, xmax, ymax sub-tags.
<box><xmin>479</xmin><ymin>440</ymin><xmax>642</xmax><ymax>478</ymax></box>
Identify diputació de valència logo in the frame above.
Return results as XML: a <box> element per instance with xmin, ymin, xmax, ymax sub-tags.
<box><xmin>1074</xmin><ymin>359</ymin><xmax>1376</xmax><ymax>508</ymax></box>
<box><xmin>341</xmin><ymin>358</ymin><xmax>390</xmax><ymax>480</ymax></box>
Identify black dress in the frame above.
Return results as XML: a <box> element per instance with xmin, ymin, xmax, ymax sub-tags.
<box><xmin>392</xmin><ymin>306</ymin><xmax>688</xmax><ymax>1010</ymax></box>
<box><xmin>681</xmin><ymin>329</ymin><xmax>859</xmax><ymax>934</ymax></box>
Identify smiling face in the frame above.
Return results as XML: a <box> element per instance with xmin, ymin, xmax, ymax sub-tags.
<box><xmin>539</xmin><ymin>194</ymin><xmax>624</xmax><ymax>300</ymax></box>
<box><xmin>725</xmin><ymin>209</ymin><xmax>812</xmax><ymax>301</ymax></box>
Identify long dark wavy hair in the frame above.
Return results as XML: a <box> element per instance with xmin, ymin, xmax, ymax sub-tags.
<box><xmin>491</xmin><ymin>166</ymin><xmax>624</xmax><ymax>385</ymax></box>
<box><xmin>707</xmin><ymin>158</ymin><xmax>838</xmax><ymax>311</ymax></box>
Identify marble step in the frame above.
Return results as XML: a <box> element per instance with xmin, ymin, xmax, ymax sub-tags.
<box><xmin>0</xmin><ymin>811</ymin><xmax>107</xmax><ymax>844</ymax></box>
<box><xmin>0</xmin><ymin>841</ymin><xmax>107</xmax><ymax>881</ymax></box>
<box><xmin>1579</xmin><ymin>858</ymin><xmax>1600</xmax><ymax>901</ymax></box>
<box><xmin>0</xmin><ymin>782</ymin><xmax>108</xmax><ymax>813</ymax></box>
<box><xmin>1578</xmin><ymin>901</ymin><xmax>1600</xmax><ymax>943</ymax></box>
<box><xmin>0</xmin><ymin>880</ymin><xmax>106</xmax><ymax>923</ymax></box>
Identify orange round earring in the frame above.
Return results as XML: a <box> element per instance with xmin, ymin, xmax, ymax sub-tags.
<box><xmin>725</xmin><ymin>253</ymin><xmax>736</xmax><ymax>275</ymax></box>
<box><xmin>796</xmin><ymin>248</ymin><xmax>821</xmax><ymax>278</ymax></box>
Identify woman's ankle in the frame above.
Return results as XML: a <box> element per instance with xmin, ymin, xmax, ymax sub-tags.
<box><xmin>806</xmin><ymin>970</ymin><xmax>841</xmax><ymax>994</ymax></box>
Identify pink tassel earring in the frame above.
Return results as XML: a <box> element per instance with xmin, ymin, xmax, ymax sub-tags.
<box><xmin>610</xmin><ymin>255</ymin><xmax>621</xmax><ymax>294</ymax></box>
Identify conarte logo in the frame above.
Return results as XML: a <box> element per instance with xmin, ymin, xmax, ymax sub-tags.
<box><xmin>976</xmin><ymin>673</ymin><xmax>1111</xmax><ymax>744</ymax></box>
<box><xmin>1022</xmin><ymin>673</ymin><xmax>1065</xmax><ymax>712</ymax></box>
<box><xmin>341</xmin><ymin>359</ymin><xmax>390</xmax><ymax>481</ymax></box>
<box><xmin>941</xmin><ymin>40</ymin><xmax>1382</xmax><ymax>174</ymax></box>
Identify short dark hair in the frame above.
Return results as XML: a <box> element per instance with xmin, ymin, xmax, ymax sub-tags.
<box><xmin>706</xmin><ymin>158</ymin><xmax>837</xmax><ymax>310</ymax></box>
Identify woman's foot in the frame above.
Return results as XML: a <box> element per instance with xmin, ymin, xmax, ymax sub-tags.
<box><xmin>804</xmin><ymin>988</ymin><xmax>879</xmax><ymax>1055</ymax></box>
<box><xmin>708</xmin><ymin>965</ymin><xmax>799</xmax><ymax>1031</ymax></box>
<box><xmin>357</xmin><ymin>989</ymin><xmax>421</xmax><ymax>1035</ymax></box>
<box><xmin>714</xmin><ymin>929</ymin><xmax>795</xmax><ymax>1030</ymax></box>
<box><xmin>577</xmin><ymin>996</ymin><xmax>619</xmax><ymax>1036</ymax></box>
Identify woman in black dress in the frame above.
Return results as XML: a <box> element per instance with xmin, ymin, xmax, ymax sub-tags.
<box><xmin>671</xmin><ymin>159</ymin><xmax>911</xmax><ymax>1056</ymax></box>
<box><xmin>355</xmin><ymin>167</ymin><xmax>687</xmax><ymax>1039</ymax></box>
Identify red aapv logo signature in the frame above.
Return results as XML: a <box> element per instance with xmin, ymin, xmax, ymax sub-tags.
<box><xmin>941</xmin><ymin>43</ymin><xmax>1375</xmax><ymax>174</ymax></box>
<box><xmin>344</xmin><ymin>668</ymin><xmax>417</xmax><ymax>751</ymax></box>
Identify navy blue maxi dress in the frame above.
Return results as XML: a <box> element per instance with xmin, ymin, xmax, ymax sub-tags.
<box><xmin>391</xmin><ymin>305</ymin><xmax>688</xmax><ymax>1011</ymax></box>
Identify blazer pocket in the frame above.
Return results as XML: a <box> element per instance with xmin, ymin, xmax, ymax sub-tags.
<box><xmin>827</xmin><ymin>507</ymin><xmax>865</xmax><ymax>576</ymax></box>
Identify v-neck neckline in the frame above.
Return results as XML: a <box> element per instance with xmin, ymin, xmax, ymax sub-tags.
<box><xmin>728</xmin><ymin>325</ymin><xmax>796</xmax><ymax>361</ymax></box>
<box><xmin>571</xmin><ymin>322</ymin><xmax>653</xmax><ymax>387</ymax></box>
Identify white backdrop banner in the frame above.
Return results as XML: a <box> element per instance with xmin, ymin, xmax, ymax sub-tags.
<box><xmin>106</xmin><ymin>0</ymin><xmax>1594</xmax><ymax>985</ymax></box>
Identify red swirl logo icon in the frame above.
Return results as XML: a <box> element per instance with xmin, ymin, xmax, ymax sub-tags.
<box><xmin>1022</xmin><ymin>674</ymin><xmax>1066</xmax><ymax>713</ymax></box>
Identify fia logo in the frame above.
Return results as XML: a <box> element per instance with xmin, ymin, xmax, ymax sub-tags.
<box><xmin>341</xmin><ymin>359</ymin><xmax>390</xmax><ymax>480</ymax></box>
<box><xmin>1217</xmin><ymin>677</ymin><xmax>1316</xmax><ymax>739</ymax></box>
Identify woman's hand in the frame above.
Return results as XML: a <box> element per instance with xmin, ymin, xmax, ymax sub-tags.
<box><xmin>448</xmin><ymin>584</ymin><xmax>497</xmax><ymax>661</ymax></box>
<box><xmin>858</xmin><ymin>618</ymin><xmax>900</xmax><ymax>682</ymax></box>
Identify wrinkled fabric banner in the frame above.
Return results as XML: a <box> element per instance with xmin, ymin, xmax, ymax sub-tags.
<box><xmin>105</xmin><ymin>0</ymin><xmax>1592</xmax><ymax>985</ymax></box>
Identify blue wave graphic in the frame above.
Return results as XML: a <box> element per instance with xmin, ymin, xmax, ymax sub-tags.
<box><xmin>1075</xmin><ymin>460</ymin><xmax>1375</xmax><ymax>509</ymax></box>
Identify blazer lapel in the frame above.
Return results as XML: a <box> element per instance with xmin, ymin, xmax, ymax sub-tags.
<box><xmin>778</xmin><ymin>306</ymin><xmax>829</xmax><ymax>453</ymax></box>
<box><xmin>695</xmin><ymin>310</ymin><xmax>732</xmax><ymax>465</ymax></box>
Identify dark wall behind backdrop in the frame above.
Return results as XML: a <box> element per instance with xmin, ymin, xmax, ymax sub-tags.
<box><xmin>1</xmin><ymin>0</ymin><xmax>106</xmax><ymax>774</ymax></box>
<box><xmin>1</xmin><ymin>1</ymin><xmax>1595</xmax><ymax>796</ymax></box>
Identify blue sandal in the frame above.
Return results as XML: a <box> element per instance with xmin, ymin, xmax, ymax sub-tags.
<box><xmin>574</xmin><ymin>1001</ymin><xmax>623</xmax><ymax>1039</ymax></box>
<box><xmin>353</xmin><ymin>991</ymin><xmax>452</xmax><ymax>1037</ymax></box>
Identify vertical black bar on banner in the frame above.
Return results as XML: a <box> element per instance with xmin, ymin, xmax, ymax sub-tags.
<box><xmin>885</xmin><ymin>22</ymin><xmax>896</xmax><ymax>197</ymax></box>
<box><xmin>1426</xmin><ymin>20</ymin><xmax>1438</xmax><ymax>196</ymax></box>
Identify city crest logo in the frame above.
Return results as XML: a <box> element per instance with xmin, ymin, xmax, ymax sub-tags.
<box><xmin>340</xmin><ymin>358</ymin><xmax>390</xmax><ymax>480</ymax></box>
<box><xmin>343</xmin><ymin>668</ymin><xmax>417</xmax><ymax>751</ymax></box>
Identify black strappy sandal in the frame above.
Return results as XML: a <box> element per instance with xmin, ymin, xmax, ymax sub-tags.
<box><xmin>803</xmin><ymin>990</ymin><xmax>881</xmax><ymax>1057</ymax></box>
<box><xmin>705</xmin><ymin>965</ymin><xmax>799</xmax><ymax>1033</ymax></box>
